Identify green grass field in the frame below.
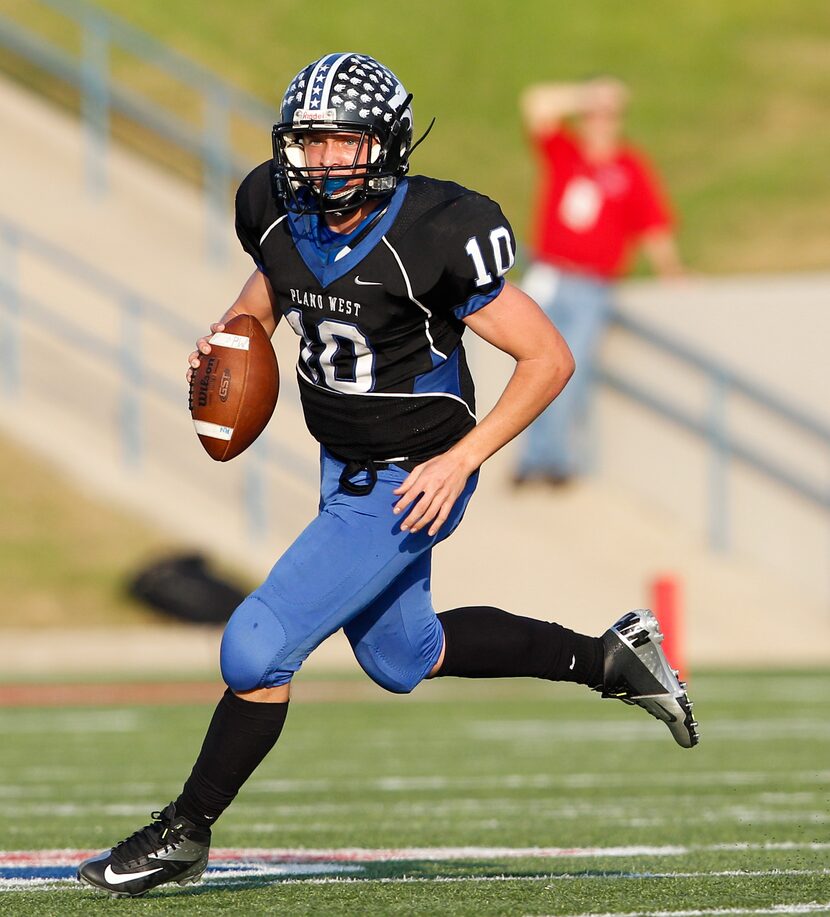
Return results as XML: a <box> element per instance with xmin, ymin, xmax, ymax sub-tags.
<box><xmin>2</xmin><ymin>670</ymin><xmax>829</xmax><ymax>915</ymax></box>
<box><xmin>2</xmin><ymin>0</ymin><xmax>830</xmax><ymax>272</ymax></box>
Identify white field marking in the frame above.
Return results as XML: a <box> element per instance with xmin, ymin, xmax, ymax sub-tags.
<box><xmin>162</xmin><ymin>840</ymin><xmax>830</xmax><ymax>859</ymax></box>
<box><xmin>693</xmin><ymin>809</ymin><xmax>830</xmax><ymax>825</ymax></box>
<box><xmin>759</xmin><ymin>792</ymin><xmax>823</xmax><ymax>803</ymax></box>
<box><xmin>233</xmin><ymin>808</ymin><xmax>830</xmax><ymax>831</ymax></box>
<box><xmin>213</xmin><ymin>795</ymin><xmax>830</xmax><ymax>820</ymax></box>
<box><xmin>535</xmin><ymin>905</ymin><xmax>830</xmax><ymax>917</ymax></box>
<box><xmin>0</xmin><ymin>864</ymin><xmax>363</xmax><ymax>892</ymax></box>
<box><xmin>246</xmin><ymin>769</ymin><xmax>830</xmax><ymax>794</ymax></box>
<box><xmin>0</xmin><ymin>803</ymin><xmax>155</xmax><ymax>818</ymax></box>
<box><xmin>0</xmin><ymin>711</ymin><xmax>141</xmax><ymax>733</ymax></box>
<box><xmin>193</xmin><ymin>871</ymin><xmax>830</xmax><ymax>890</ymax></box>
<box><xmin>6</xmin><ymin>875</ymin><xmax>830</xmax><ymax>896</ymax></box>
<box><xmin>710</xmin><ymin>840</ymin><xmax>830</xmax><ymax>852</ymax></box>
<box><xmin>193</xmin><ymin>419</ymin><xmax>234</xmax><ymax>441</ymax></box>
<box><xmin>0</xmin><ymin>782</ymin><xmax>164</xmax><ymax>800</ymax></box>
<box><xmin>199</xmin><ymin>869</ymin><xmax>830</xmax><ymax>885</ymax></box>
<box><xmin>5</xmin><ymin>769</ymin><xmax>827</xmax><ymax>806</ymax></box>
<box><xmin>0</xmin><ymin>798</ymin><xmax>654</xmax><ymax>821</ymax></box>
<box><xmin>5</xmin><ymin>796</ymin><xmax>827</xmax><ymax>827</ymax></box>
<box><xmin>207</xmin><ymin>331</ymin><xmax>250</xmax><ymax>350</ymax></box>
<box><xmin>11</xmin><ymin>766</ymin><xmax>80</xmax><ymax>781</ymax></box>
<box><xmin>4</xmin><ymin>840</ymin><xmax>830</xmax><ymax>869</ymax></box>
<box><xmin>467</xmin><ymin>717</ymin><xmax>830</xmax><ymax>743</ymax></box>
<box><xmin>691</xmin><ymin>674</ymin><xmax>830</xmax><ymax>703</ymax></box>
<box><xmin>206</xmin><ymin>864</ymin><xmax>364</xmax><ymax>878</ymax></box>
<box><xmin>7</xmin><ymin>768</ymin><xmax>826</xmax><ymax>799</ymax></box>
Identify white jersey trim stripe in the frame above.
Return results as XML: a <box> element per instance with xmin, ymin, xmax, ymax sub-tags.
<box><xmin>260</xmin><ymin>214</ymin><xmax>288</xmax><ymax>246</ymax></box>
<box><xmin>296</xmin><ymin>367</ymin><xmax>476</xmax><ymax>421</ymax></box>
<box><xmin>381</xmin><ymin>236</ymin><xmax>448</xmax><ymax>361</ymax></box>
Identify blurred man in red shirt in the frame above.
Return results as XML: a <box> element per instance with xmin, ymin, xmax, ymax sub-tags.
<box><xmin>515</xmin><ymin>77</ymin><xmax>684</xmax><ymax>485</ymax></box>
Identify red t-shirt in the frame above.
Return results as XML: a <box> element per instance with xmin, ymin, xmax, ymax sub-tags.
<box><xmin>530</xmin><ymin>128</ymin><xmax>673</xmax><ymax>279</ymax></box>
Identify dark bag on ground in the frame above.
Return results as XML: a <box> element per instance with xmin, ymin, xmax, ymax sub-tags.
<box><xmin>127</xmin><ymin>553</ymin><xmax>246</xmax><ymax>624</ymax></box>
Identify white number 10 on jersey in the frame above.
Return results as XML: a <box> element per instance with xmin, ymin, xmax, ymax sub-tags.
<box><xmin>465</xmin><ymin>227</ymin><xmax>515</xmax><ymax>287</ymax></box>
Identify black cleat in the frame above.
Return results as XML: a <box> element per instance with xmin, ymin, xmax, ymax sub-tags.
<box><xmin>77</xmin><ymin>802</ymin><xmax>211</xmax><ymax>898</ymax></box>
<box><xmin>595</xmin><ymin>609</ymin><xmax>700</xmax><ymax>749</ymax></box>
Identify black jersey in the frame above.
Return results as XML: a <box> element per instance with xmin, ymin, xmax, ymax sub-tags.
<box><xmin>235</xmin><ymin>165</ymin><xmax>516</xmax><ymax>462</ymax></box>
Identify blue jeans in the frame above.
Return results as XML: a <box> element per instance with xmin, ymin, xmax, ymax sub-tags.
<box><xmin>516</xmin><ymin>262</ymin><xmax>613</xmax><ymax>478</ymax></box>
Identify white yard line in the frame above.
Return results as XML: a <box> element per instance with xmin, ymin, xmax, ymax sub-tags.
<box><xmin>534</xmin><ymin>905</ymin><xmax>830</xmax><ymax>917</ymax></box>
<box><xmin>3</xmin><ymin>871</ymin><xmax>829</xmax><ymax>895</ymax></box>
<box><xmin>4</xmin><ymin>799</ymin><xmax>827</xmax><ymax>829</ymax></box>
<box><xmin>467</xmin><ymin>718</ymin><xmax>830</xmax><ymax>743</ymax></box>
<box><xmin>3</xmin><ymin>769</ymin><xmax>828</xmax><ymax>798</ymax></box>
<box><xmin>0</xmin><ymin>710</ymin><xmax>142</xmax><ymax>733</ymax></box>
<box><xmin>4</xmin><ymin>840</ymin><xmax>830</xmax><ymax>864</ymax></box>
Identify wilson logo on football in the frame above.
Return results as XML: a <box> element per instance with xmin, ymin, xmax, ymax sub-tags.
<box><xmin>197</xmin><ymin>357</ymin><xmax>218</xmax><ymax>409</ymax></box>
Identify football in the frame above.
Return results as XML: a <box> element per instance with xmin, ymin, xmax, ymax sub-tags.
<box><xmin>189</xmin><ymin>314</ymin><xmax>279</xmax><ymax>462</ymax></box>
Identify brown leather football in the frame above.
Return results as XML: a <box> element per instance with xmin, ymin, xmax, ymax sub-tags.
<box><xmin>189</xmin><ymin>314</ymin><xmax>279</xmax><ymax>462</ymax></box>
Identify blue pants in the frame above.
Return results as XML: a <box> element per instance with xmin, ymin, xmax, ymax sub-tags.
<box><xmin>516</xmin><ymin>262</ymin><xmax>612</xmax><ymax>478</ymax></box>
<box><xmin>220</xmin><ymin>449</ymin><xmax>479</xmax><ymax>694</ymax></box>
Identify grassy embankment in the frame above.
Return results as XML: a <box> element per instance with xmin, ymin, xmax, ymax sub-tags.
<box><xmin>2</xmin><ymin>0</ymin><xmax>829</xmax><ymax>272</ymax></box>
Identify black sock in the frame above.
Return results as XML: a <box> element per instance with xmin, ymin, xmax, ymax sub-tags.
<box><xmin>175</xmin><ymin>689</ymin><xmax>289</xmax><ymax>828</ymax></box>
<box><xmin>434</xmin><ymin>606</ymin><xmax>604</xmax><ymax>687</ymax></box>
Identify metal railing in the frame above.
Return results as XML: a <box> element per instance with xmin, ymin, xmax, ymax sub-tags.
<box><xmin>0</xmin><ymin>216</ymin><xmax>314</xmax><ymax>539</ymax></box>
<box><xmin>0</xmin><ymin>0</ymin><xmax>274</xmax><ymax>261</ymax></box>
<box><xmin>601</xmin><ymin>310</ymin><xmax>830</xmax><ymax>551</ymax></box>
<box><xmin>1</xmin><ymin>208</ymin><xmax>828</xmax><ymax>550</ymax></box>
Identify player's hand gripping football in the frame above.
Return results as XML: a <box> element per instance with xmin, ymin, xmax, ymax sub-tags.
<box><xmin>186</xmin><ymin>322</ymin><xmax>226</xmax><ymax>383</ymax></box>
<box><xmin>392</xmin><ymin>448</ymin><xmax>476</xmax><ymax>537</ymax></box>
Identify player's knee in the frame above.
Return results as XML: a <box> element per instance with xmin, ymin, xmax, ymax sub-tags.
<box><xmin>352</xmin><ymin>642</ymin><xmax>425</xmax><ymax>695</ymax></box>
<box><xmin>220</xmin><ymin>595</ymin><xmax>287</xmax><ymax>693</ymax></box>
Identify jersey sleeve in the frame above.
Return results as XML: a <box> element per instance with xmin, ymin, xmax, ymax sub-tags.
<box><xmin>434</xmin><ymin>193</ymin><xmax>517</xmax><ymax>320</ymax></box>
<box><xmin>234</xmin><ymin>163</ymin><xmax>272</xmax><ymax>271</ymax></box>
<box><xmin>625</xmin><ymin>152</ymin><xmax>674</xmax><ymax>235</ymax></box>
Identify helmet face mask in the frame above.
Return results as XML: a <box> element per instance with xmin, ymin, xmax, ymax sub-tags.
<box><xmin>272</xmin><ymin>53</ymin><xmax>413</xmax><ymax>215</ymax></box>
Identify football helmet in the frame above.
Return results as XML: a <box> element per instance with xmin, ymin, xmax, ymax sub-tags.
<box><xmin>272</xmin><ymin>52</ymin><xmax>415</xmax><ymax>214</ymax></box>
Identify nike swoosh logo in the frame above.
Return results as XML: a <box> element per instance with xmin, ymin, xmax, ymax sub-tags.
<box><xmin>649</xmin><ymin>702</ymin><xmax>678</xmax><ymax>724</ymax></box>
<box><xmin>569</xmin><ymin>654</ymin><xmax>576</xmax><ymax>671</ymax></box>
<box><xmin>104</xmin><ymin>864</ymin><xmax>164</xmax><ymax>885</ymax></box>
<box><xmin>354</xmin><ymin>276</ymin><xmax>382</xmax><ymax>286</ymax></box>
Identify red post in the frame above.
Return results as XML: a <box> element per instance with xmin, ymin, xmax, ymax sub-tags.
<box><xmin>651</xmin><ymin>575</ymin><xmax>686</xmax><ymax>680</ymax></box>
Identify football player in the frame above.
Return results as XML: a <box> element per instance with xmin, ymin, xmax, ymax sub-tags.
<box><xmin>78</xmin><ymin>53</ymin><xmax>699</xmax><ymax>898</ymax></box>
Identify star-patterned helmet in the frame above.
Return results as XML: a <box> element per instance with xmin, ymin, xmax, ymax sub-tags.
<box><xmin>272</xmin><ymin>53</ymin><xmax>414</xmax><ymax>213</ymax></box>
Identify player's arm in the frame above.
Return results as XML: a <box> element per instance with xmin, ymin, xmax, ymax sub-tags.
<box><xmin>520</xmin><ymin>77</ymin><xmax>629</xmax><ymax>137</ymax></box>
<box><xmin>393</xmin><ymin>281</ymin><xmax>574</xmax><ymax>535</ymax></box>
<box><xmin>640</xmin><ymin>228</ymin><xmax>685</xmax><ymax>279</ymax></box>
<box><xmin>458</xmin><ymin>281</ymin><xmax>574</xmax><ymax>462</ymax></box>
<box><xmin>186</xmin><ymin>269</ymin><xmax>280</xmax><ymax>381</ymax></box>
